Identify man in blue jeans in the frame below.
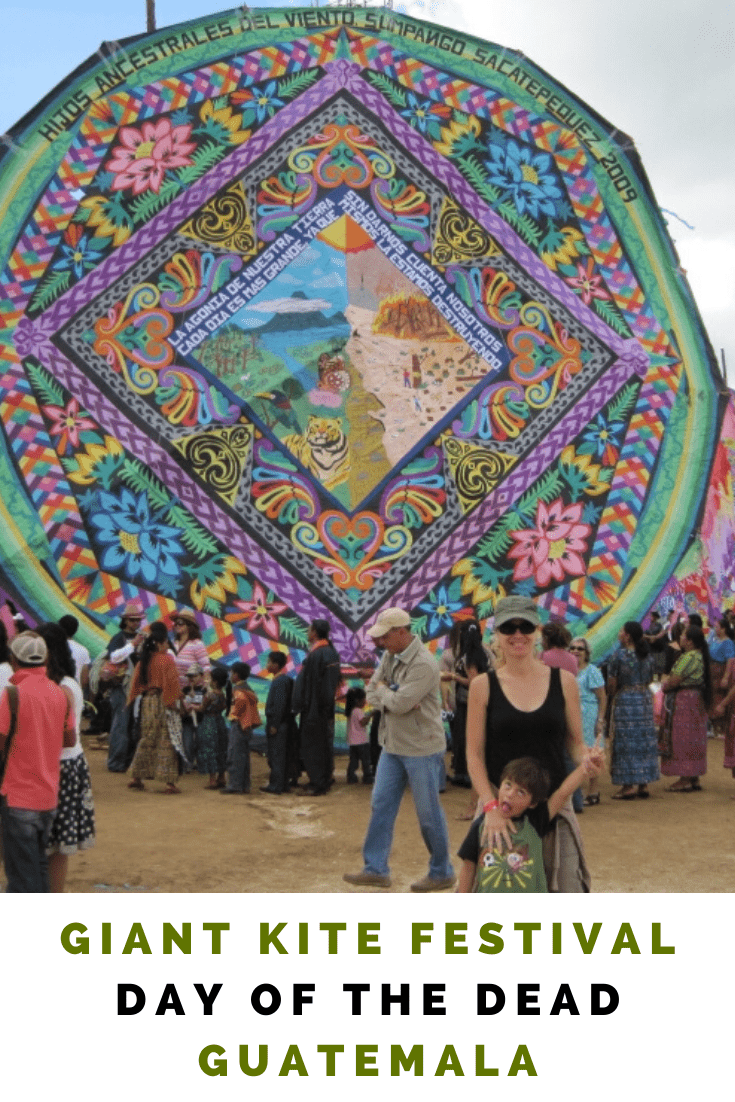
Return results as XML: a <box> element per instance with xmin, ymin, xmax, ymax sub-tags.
<box><xmin>343</xmin><ymin>608</ymin><xmax>456</xmax><ymax>892</ymax></box>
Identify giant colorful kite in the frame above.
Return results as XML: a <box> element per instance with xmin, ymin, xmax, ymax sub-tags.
<box><xmin>655</xmin><ymin>389</ymin><xmax>735</xmax><ymax>621</ymax></box>
<box><xmin>0</xmin><ymin>6</ymin><xmax>725</xmax><ymax>672</ymax></box>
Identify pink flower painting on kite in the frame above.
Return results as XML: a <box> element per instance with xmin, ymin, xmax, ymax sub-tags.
<box><xmin>508</xmin><ymin>497</ymin><xmax>591</xmax><ymax>587</ymax></box>
<box><xmin>108</xmin><ymin>118</ymin><xmax>196</xmax><ymax>195</ymax></box>
<box><xmin>564</xmin><ymin>257</ymin><xmax>610</xmax><ymax>305</ymax></box>
<box><xmin>226</xmin><ymin>582</ymin><xmax>289</xmax><ymax>640</ymax></box>
<box><xmin>44</xmin><ymin>397</ymin><xmax>97</xmax><ymax>455</ymax></box>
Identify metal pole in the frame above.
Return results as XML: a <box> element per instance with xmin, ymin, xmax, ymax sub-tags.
<box><xmin>146</xmin><ymin>0</ymin><xmax>156</xmax><ymax>33</ymax></box>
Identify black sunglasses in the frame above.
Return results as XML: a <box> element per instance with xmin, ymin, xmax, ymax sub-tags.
<box><xmin>497</xmin><ymin>620</ymin><xmax>536</xmax><ymax>635</ymax></box>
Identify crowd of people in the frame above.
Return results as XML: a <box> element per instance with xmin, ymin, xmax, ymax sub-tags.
<box><xmin>0</xmin><ymin>594</ymin><xmax>733</xmax><ymax>894</ymax></box>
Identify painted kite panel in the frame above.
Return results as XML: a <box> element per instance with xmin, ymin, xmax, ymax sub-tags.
<box><xmin>0</xmin><ymin>6</ymin><xmax>723</xmax><ymax>675</ymax></box>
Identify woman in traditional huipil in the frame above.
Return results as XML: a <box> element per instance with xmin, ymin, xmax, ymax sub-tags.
<box><xmin>660</xmin><ymin>625</ymin><xmax>711</xmax><ymax>792</ymax></box>
<box><xmin>128</xmin><ymin>622</ymin><xmax>185</xmax><ymax>793</ymax></box>
<box><xmin>708</xmin><ymin>618</ymin><xmax>735</xmax><ymax>736</ymax></box>
<box><xmin>607</xmin><ymin>621</ymin><xmax>658</xmax><ymax>800</ymax></box>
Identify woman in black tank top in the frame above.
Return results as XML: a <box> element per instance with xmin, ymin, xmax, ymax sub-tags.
<box><xmin>466</xmin><ymin>597</ymin><xmax>597</xmax><ymax>892</ymax></box>
<box><xmin>485</xmin><ymin>666</ymin><xmax>569</xmax><ymax>794</ymax></box>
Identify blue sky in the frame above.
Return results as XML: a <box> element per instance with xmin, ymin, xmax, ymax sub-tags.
<box><xmin>1</xmin><ymin>0</ymin><xmax>732</xmax><ymax>369</ymax></box>
<box><xmin>232</xmin><ymin>240</ymin><xmax>349</xmax><ymax>330</ymax></box>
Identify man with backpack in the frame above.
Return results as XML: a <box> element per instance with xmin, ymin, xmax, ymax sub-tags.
<box><xmin>0</xmin><ymin>632</ymin><xmax>76</xmax><ymax>892</ymax></box>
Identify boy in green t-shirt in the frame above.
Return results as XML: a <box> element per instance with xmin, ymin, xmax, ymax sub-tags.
<box><xmin>457</xmin><ymin>754</ymin><xmax>600</xmax><ymax>893</ymax></box>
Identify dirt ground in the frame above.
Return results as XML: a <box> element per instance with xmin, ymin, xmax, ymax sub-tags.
<box><xmin>8</xmin><ymin>732</ymin><xmax>730</xmax><ymax>894</ymax></box>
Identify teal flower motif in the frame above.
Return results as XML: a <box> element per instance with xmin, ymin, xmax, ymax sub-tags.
<box><xmin>579</xmin><ymin>413</ymin><xmax>626</xmax><ymax>465</ymax></box>
<box><xmin>232</xmin><ymin>80</ymin><xmax>285</xmax><ymax>123</ymax></box>
<box><xmin>400</xmin><ymin>92</ymin><xmax>451</xmax><ymax>140</ymax></box>
<box><xmin>54</xmin><ymin>225</ymin><xmax>108</xmax><ymax>279</ymax></box>
<box><xmin>90</xmin><ymin>488</ymin><xmax>184</xmax><ymax>584</ymax></box>
<box><xmin>485</xmin><ymin>139</ymin><xmax>562</xmax><ymax>219</ymax></box>
<box><xmin>419</xmin><ymin>583</ymin><xmax>464</xmax><ymax>634</ymax></box>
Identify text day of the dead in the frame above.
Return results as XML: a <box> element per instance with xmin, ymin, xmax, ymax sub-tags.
<box><xmin>117</xmin><ymin>981</ymin><xmax>620</xmax><ymax>1017</ymax></box>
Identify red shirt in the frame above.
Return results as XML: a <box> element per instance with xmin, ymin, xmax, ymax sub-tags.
<box><xmin>229</xmin><ymin>685</ymin><xmax>260</xmax><ymax>730</ymax></box>
<box><xmin>0</xmin><ymin>667</ymin><xmax>75</xmax><ymax>810</ymax></box>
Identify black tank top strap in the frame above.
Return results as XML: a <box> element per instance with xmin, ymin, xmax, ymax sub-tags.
<box><xmin>548</xmin><ymin>665</ymin><xmax>564</xmax><ymax>702</ymax></box>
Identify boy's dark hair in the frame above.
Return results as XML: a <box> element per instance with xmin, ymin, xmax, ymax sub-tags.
<box><xmin>311</xmin><ymin>618</ymin><xmax>330</xmax><ymax>640</ymax></box>
<box><xmin>268</xmin><ymin>651</ymin><xmax>287</xmax><ymax>671</ymax></box>
<box><xmin>210</xmin><ymin>666</ymin><xmax>229</xmax><ymax>689</ymax></box>
<box><xmin>231</xmin><ymin>661</ymin><xmax>251</xmax><ymax>681</ymax></box>
<box><xmin>500</xmin><ymin>757</ymin><xmax>551</xmax><ymax>804</ymax></box>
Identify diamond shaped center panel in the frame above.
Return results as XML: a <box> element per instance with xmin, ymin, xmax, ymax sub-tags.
<box><xmin>50</xmin><ymin>90</ymin><xmax>618</xmax><ymax>623</ymax></box>
<box><xmin>176</xmin><ymin>202</ymin><xmax>508</xmax><ymax>511</ymax></box>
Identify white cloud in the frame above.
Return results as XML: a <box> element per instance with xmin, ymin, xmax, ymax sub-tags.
<box><xmin>250</xmin><ymin>296</ymin><xmax>333</xmax><ymax>314</ymax></box>
<box><xmin>289</xmin><ymin>245</ymin><xmax>321</xmax><ymax>268</ymax></box>
<box><xmin>312</xmin><ymin>272</ymin><xmax>344</xmax><ymax>289</ymax></box>
<box><xmin>679</xmin><ymin>238</ymin><xmax>735</xmax><ymax>316</ymax></box>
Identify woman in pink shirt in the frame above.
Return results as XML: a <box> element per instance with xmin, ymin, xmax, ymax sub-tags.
<box><xmin>171</xmin><ymin>610</ymin><xmax>210</xmax><ymax>687</ymax></box>
<box><xmin>541</xmin><ymin>621</ymin><xmax>578</xmax><ymax>675</ymax></box>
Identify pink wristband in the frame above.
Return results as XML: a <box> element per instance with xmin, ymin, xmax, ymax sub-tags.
<box><xmin>483</xmin><ymin>799</ymin><xmax>498</xmax><ymax>813</ymax></box>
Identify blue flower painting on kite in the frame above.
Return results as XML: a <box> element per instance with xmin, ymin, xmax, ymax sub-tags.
<box><xmin>90</xmin><ymin>489</ymin><xmax>185</xmax><ymax>585</ymax></box>
<box><xmin>485</xmin><ymin>139</ymin><xmax>563</xmax><ymax>219</ymax></box>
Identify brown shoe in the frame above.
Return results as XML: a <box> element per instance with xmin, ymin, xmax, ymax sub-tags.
<box><xmin>410</xmin><ymin>874</ymin><xmax>457</xmax><ymax>893</ymax></box>
<box><xmin>343</xmin><ymin>871</ymin><xmax>392</xmax><ymax>888</ymax></box>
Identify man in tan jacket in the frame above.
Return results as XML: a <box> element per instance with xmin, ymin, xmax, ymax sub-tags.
<box><xmin>343</xmin><ymin>608</ymin><xmax>455</xmax><ymax>892</ymax></box>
